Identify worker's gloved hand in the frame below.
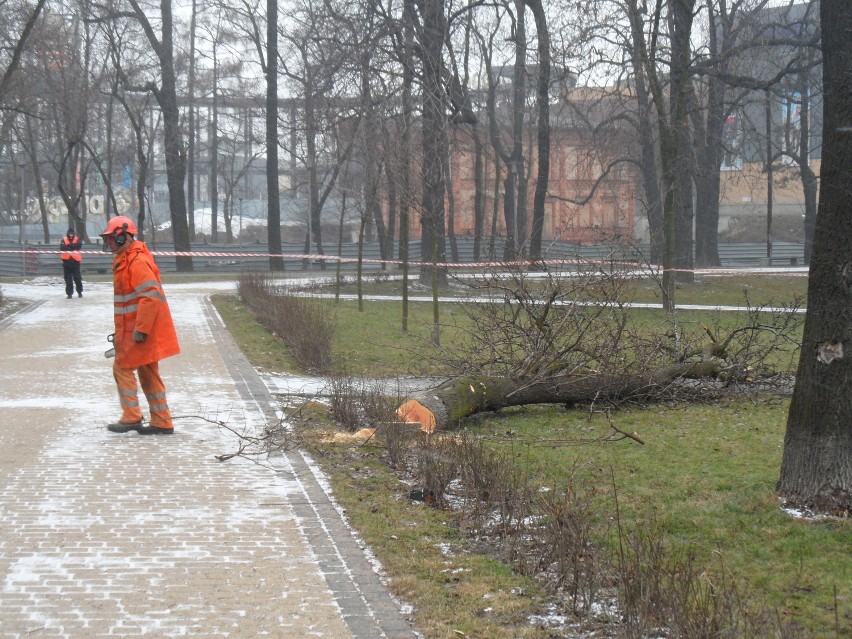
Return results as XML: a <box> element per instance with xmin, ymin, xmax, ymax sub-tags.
<box><xmin>132</xmin><ymin>330</ymin><xmax>147</xmax><ymax>343</ymax></box>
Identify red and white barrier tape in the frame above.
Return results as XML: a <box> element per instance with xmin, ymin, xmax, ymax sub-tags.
<box><xmin>0</xmin><ymin>248</ymin><xmax>808</xmax><ymax>276</ymax></box>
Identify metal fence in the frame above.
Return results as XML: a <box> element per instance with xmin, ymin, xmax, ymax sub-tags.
<box><xmin>0</xmin><ymin>222</ymin><xmax>108</xmax><ymax>243</ymax></box>
<box><xmin>0</xmin><ymin>236</ymin><xmax>805</xmax><ymax>278</ymax></box>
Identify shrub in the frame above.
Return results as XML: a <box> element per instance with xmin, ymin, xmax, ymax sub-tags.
<box><xmin>237</xmin><ymin>272</ymin><xmax>334</xmax><ymax>373</ymax></box>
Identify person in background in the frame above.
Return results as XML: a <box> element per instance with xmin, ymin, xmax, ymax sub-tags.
<box><xmin>100</xmin><ymin>215</ymin><xmax>181</xmax><ymax>435</ymax></box>
<box><xmin>60</xmin><ymin>227</ymin><xmax>83</xmax><ymax>298</ymax></box>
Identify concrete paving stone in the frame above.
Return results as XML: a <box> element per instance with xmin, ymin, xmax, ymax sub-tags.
<box><xmin>0</xmin><ymin>281</ymin><xmax>419</xmax><ymax>639</ymax></box>
<box><xmin>341</xmin><ymin>617</ymin><xmax>386</xmax><ymax>639</ymax></box>
<box><xmin>324</xmin><ymin>575</ymin><xmax>362</xmax><ymax>593</ymax></box>
<box><xmin>367</xmin><ymin>599</ymin><xmax>408</xmax><ymax>615</ymax></box>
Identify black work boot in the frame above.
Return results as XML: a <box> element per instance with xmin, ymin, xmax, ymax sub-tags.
<box><xmin>107</xmin><ymin>421</ymin><xmax>144</xmax><ymax>433</ymax></box>
<box><xmin>137</xmin><ymin>425</ymin><xmax>174</xmax><ymax>435</ymax></box>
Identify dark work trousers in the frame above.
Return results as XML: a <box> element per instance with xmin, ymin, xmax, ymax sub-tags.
<box><xmin>63</xmin><ymin>262</ymin><xmax>83</xmax><ymax>297</ymax></box>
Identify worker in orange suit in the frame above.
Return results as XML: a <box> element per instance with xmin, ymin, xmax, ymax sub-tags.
<box><xmin>100</xmin><ymin>216</ymin><xmax>180</xmax><ymax>435</ymax></box>
<box><xmin>60</xmin><ymin>227</ymin><xmax>83</xmax><ymax>298</ymax></box>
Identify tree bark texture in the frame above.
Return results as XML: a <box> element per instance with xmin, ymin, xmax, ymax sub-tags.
<box><xmin>399</xmin><ymin>0</ymin><xmax>415</xmax><ymax>330</ymax></box>
<box><xmin>472</xmin><ymin>122</ymin><xmax>485</xmax><ymax>262</ymax></box>
<box><xmin>359</xmin><ymin>31</ymin><xmax>385</xmax><ymax>262</ymax></box>
<box><xmin>626</xmin><ymin>2</ymin><xmax>664</xmax><ymax>265</ymax></box>
<box><xmin>305</xmin><ymin>79</ymin><xmax>323</xmax><ymax>262</ymax></box>
<box><xmin>509</xmin><ymin>0</ymin><xmax>528</xmax><ymax>258</ymax></box>
<box><xmin>418</xmin><ymin>0</ymin><xmax>448</xmax><ymax>286</ymax></box>
<box><xmin>186</xmin><ymin>0</ymin><xmax>197</xmax><ymax>241</ymax></box>
<box><xmin>670</xmin><ymin>0</ymin><xmax>696</xmax><ymax>284</ymax></box>
<box><xmin>692</xmin><ymin>63</ymin><xmax>723</xmax><ymax>268</ymax></box>
<box><xmin>526</xmin><ymin>0</ymin><xmax>550</xmax><ymax>261</ymax></box>
<box><xmin>147</xmin><ymin>0</ymin><xmax>192</xmax><ymax>271</ymax></box>
<box><xmin>266</xmin><ymin>0</ymin><xmax>283</xmax><ymax>271</ymax></box>
<box><xmin>405</xmin><ymin>362</ymin><xmax>720</xmax><ymax>432</ymax></box>
<box><xmin>777</xmin><ymin>0</ymin><xmax>852</xmax><ymax>515</ymax></box>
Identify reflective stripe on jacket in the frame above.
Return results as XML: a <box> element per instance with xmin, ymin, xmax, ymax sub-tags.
<box><xmin>60</xmin><ymin>236</ymin><xmax>82</xmax><ymax>262</ymax></box>
<box><xmin>112</xmin><ymin>241</ymin><xmax>180</xmax><ymax>369</ymax></box>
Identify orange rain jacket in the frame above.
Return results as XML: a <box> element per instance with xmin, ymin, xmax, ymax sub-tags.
<box><xmin>111</xmin><ymin>241</ymin><xmax>180</xmax><ymax>369</ymax></box>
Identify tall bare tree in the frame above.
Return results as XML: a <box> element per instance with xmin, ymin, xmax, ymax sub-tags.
<box><xmin>186</xmin><ymin>0</ymin><xmax>198</xmax><ymax>240</ymax></box>
<box><xmin>526</xmin><ymin>0</ymin><xmax>550</xmax><ymax>262</ymax></box>
<box><xmin>195</xmin><ymin>15</ymin><xmax>241</xmax><ymax>244</ymax></box>
<box><xmin>222</xmin><ymin>0</ymin><xmax>282</xmax><ymax>268</ymax></box>
<box><xmin>777</xmin><ymin>0</ymin><xmax>851</xmax><ymax>516</ymax></box>
<box><xmin>278</xmin><ymin>0</ymin><xmax>355</xmax><ymax>269</ymax></box>
<box><xmin>399</xmin><ymin>0</ymin><xmax>415</xmax><ymax>329</ymax></box>
<box><xmin>418</xmin><ymin>0</ymin><xmax>448</xmax><ymax>286</ymax></box>
<box><xmin>0</xmin><ymin>0</ymin><xmax>48</xmax><ymax>106</ymax></box>
<box><xmin>92</xmin><ymin>0</ymin><xmax>192</xmax><ymax>269</ymax></box>
<box><xmin>100</xmin><ymin>18</ymin><xmax>160</xmax><ymax>238</ymax></box>
<box><xmin>622</xmin><ymin>0</ymin><xmax>697</xmax><ymax>311</ymax></box>
<box><xmin>39</xmin><ymin>8</ymin><xmax>97</xmax><ymax>236</ymax></box>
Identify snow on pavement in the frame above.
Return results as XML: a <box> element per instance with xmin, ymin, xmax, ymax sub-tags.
<box><xmin>0</xmin><ymin>276</ymin><xmax>416</xmax><ymax>638</ymax></box>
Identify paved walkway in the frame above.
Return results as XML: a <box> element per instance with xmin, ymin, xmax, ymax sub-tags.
<box><xmin>0</xmin><ymin>277</ymin><xmax>417</xmax><ymax>638</ymax></box>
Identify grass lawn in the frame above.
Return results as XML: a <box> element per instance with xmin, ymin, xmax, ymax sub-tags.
<box><xmin>312</xmin><ymin>270</ymin><xmax>809</xmax><ymax>308</ymax></box>
<box><xmin>212</xmin><ymin>275</ymin><xmax>848</xmax><ymax>638</ymax></box>
<box><xmin>466</xmin><ymin>401</ymin><xmax>849</xmax><ymax>629</ymax></box>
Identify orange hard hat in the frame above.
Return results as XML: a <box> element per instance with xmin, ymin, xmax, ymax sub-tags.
<box><xmin>100</xmin><ymin>215</ymin><xmax>138</xmax><ymax>238</ymax></box>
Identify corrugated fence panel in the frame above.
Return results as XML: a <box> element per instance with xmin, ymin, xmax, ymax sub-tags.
<box><xmin>0</xmin><ymin>238</ymin><xmax>805</xmax><ymax>278</ymax></box>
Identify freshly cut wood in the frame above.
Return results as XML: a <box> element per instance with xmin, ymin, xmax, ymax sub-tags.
<box><xmin>396</xmin><ymin>399</ymin><xmax>438</xmax><ymax>432</ymax></box>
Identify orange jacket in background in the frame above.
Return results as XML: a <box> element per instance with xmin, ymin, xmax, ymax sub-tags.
<box><xmin>61</xmin><ymin>236</ymin><xmax>82</xmax><ymax>262</ymax></box>
<box><xmin>112</xmin><ymin>241</ymin><xmax>180</xmax><ymax>369</ymax></box>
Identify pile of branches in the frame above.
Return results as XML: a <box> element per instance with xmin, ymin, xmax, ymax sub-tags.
<box><xmin>409</xmin><ymin>265</ymin><xmax>803</xmax><ymax>430</ymax></box>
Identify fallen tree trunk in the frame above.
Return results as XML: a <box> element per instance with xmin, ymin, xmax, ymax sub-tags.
<box><xmin>398</xmin><ymin>361</ymin><xmax>723</xmax><ymax>432</ymax></box>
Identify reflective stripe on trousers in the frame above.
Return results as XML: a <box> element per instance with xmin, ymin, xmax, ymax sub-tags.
<box><xmin>112</xmin><ymin>360</ymin><xmax>173</xmax><ymax>428</ymax></box>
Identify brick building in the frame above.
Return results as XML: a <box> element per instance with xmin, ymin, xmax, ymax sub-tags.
<box><xmin>443</xmin><ymin>124</ymin><xmax>638</xmax><ymax>245</ymax></box>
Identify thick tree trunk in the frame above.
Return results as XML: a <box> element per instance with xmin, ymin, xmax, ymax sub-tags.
<box><xmin>384</xmin><ymin>159</ymin><xmax>397</xmax><ymax>266</ymax></box>
<box><xmin>135</xmin><ymin>127</ymin><xmax>150</xmax><ymax>240</ymax></box>
<box><xmin>510</xmin><ymin>0</ymin><xmax>528</xmax><ymax>257</ymax></box>
<box><xmin>402</xmin><ymin>362</ymin><xmax>721</xmax><ymax>432</ymax></box>
<box><xmin>693</xmin><ymin>90</ymin><xmax>723</xmax><ymax>268</ymax></box>
<box><xmin>154</xmin><ymin>0</ymin><xmax>192</xmax><ymax>271</ymax></box>
<box><xmin>526</xmin><ymin>0</ymin><xmax>550</xmax><ymax>261</ymax></box>
<box><xmin>694</xmin><ymin>169</ymin><xmax>721</xmax><ymax>267</ymax></box>
<box><xmin>472</xmin><ymin>123</ymin><xmax>485</xmax><ymax>262</ymax></box>
<box><xmin>210</xmin><ymin>76</ymin><xmax>219</xmax><ymax>244</ymax></box>
<box><xmin>639</xmin><ymin>131</ymin><xmax>664</xmax><ymax>264</ymax></box>
<box><xmin>691</xmin><ymin>6</ymin><xmax>727</xmax><ymax>269</ymax></box>
<box><xmin>445</xmin><ymin>152</ymin><xmax>459</xmax><ymax>263</ymax></box>
<box><xmin>305</xmin><ymin>85</ymin><xmax>324</xmax><ymax>266</ymax></box>
<box><xmin>399</xmin><ymin>0</ymin><xmax>415</xmax><ymax>331</ymax></box>
<box><xmin>266</xmin><ymin>0</ymin><xmax>283</xmax><ymax>271</ymax></box>
<box><xmin>418</xmin><ymin>0</ymin><xmax>448</xmax><ymax>287</ymax></box>
<box><xmin>626</xmin><ymin>1</ymin><xmax>663</xmax><ymax>264</ymax></box>
<box><xmin>25</xmin><ymin>115</ymin><xmax>50</xmax><ymax>243</ymax></box>
<box><xmin>674</xmin><ymin>139</ymin><xmax>695</xmax><ymax>284</ymax></box>
<box><xmin>186</xmin><ymin>0</ymin><xmax>197</xmax><ymax>241</ymax></box>
<box><xmin>161</xmin><ymin>85</ymin><xmax>191</xmax><ymax>271</ymax></box>
<box><xmin>670</xmin><ymin>0</ymin><xmax>695</xmax><ymax>285</ymax></box>
<box><xmin>777</xmin><ymin>0</ymin><xmax>852</xmax><ymax>515</ymax></box>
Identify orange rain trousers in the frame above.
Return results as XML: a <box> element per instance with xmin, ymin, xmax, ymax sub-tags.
<box><xmin>113</xmin><ymin>359</ymin><xmax>173</xmax><ymax>429</ymax></box>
